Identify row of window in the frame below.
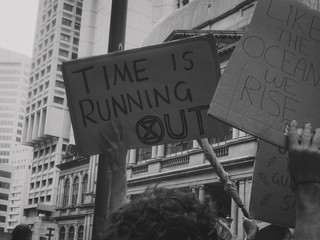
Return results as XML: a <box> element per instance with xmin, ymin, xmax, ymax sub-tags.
<box><xmin>0</xmin><ymin>181</ymin><xmax>10</xmax><ymax>190</ymax></box>
<box><xmin>0</xmin><ymin>170</ymin><xmax>11</xmax><ymax>179</ymax></box>
<box><xmin>31</xmin><ymin>49</ymin><xmax>53</xmax><ymax>75</ymax></box>
<box><xmin>31</xmin><ymin>162</ymin><xmax>55</xmax><ymax>174</ymax></box>
<box><xmin>0</xmin><ymin>113</ymin><xmax>15</xmax><ymax>118</ymax></box>
<box><xmin>59</xmin><ymin>225</ymin><xmax>84</xmax><ymax>240</ymax></box>
<box><xmin>0</xmin><ymin>128</ymin><xmax>13</xmax><ymax>133</ymax></box>
<box><xmin>0</xmin><ymin>76</ymin><xmax>20</xmax><ymax>82</ymax></box>
<box><xmin>28</xmin><ymin>74</ymin><xmax>50</xmax><ymax>97</ymax></box>
<box><xmin>27</xmin><ymin>97</ymin><xmax>48</xmax><ymax>114</ymax></box>
<box><xmin>58</xmin><ymin>48</ymin><xmax>78</xmax><ymax>59</ymax></box>
<box><xmin>0</xmin><ymin>91</ymin><xmax>17</xmax><ymax>96</ymax></box>
<box><xmin>0</xmin><ymin>143</ymin><xmax>10</xmax><ymax>148</ymax></box>
<box><xmin>0</xmin><ymin>151</ymin><xmax>10</xmax><ymax>156</ymax></box>
<box><xmin>0</xmin><ymin>204</ymin><xmax>7</xmax><ymax>212</ymax></box>
<box><xmin>0</xmin><ymin>159</ymin><xmax>9</xmax><ymax>164</ymax></box>
<box><xmin>30</xmin><ymin>178</ymin><xmax>53</xmax><ymax>190</ymax></box>
<box><xmin>62</xmin><ymin>175</ymin><xmax>88</xmax><ymax>207</ymax></box>
<box><xmin>0</xmin><ymin>99</ymin><xmax>17</xmax><ymax>104</ymax></box>
<box><xmin>28</xmin><ymin>195</ymin><xmax>51</xmax><ymax>205</ymax></box>
<box><xmin>60</xmin><ymin>33</ymin><xmax>79</xmax><ymax>46</ymax></box>
<box><xmin>135</xmin><ymin>142</ymin><xmax>194</xmax><ymax>163</ymax></box>
<box><xmin>0</xmin><ymin>193</ymin><xmax>9</xmax><ymax>200</ymax></box>
<box><xmin>0</xmin><ymin>83</ymin><xmax>19</xmax><ymax>89</ymax></box>
<box><xmin>0</xmin><ymin>69</ymin><xmax>20</xmax><ymax>74</ymax></box>
<box><xmin>34</xmin><ymin>145</ymin><xmax>56</xmax><ymax>159</ymax></box>
<box><xmin>0</xmin><ymin>216</ymin><xmax>5</xmax><ymax>223</ymax></box>
<box><xmin>135</xmin><ymin>135</ymin><xmax>232</xmax><ymax>163</ymax></box>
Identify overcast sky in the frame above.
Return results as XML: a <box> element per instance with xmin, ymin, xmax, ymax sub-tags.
<box><xmin>0</xmin><ymin>0</ymin><xmax>39</xmax><ymax>57</ymax></box>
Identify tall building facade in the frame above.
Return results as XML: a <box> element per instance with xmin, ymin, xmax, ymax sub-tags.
<box><xmin>0</xmin><ymin>165</ymin><xmax>12</xmax><ymax>234</ymax></box>
<box><xmin>22</xmin><ymin>0</ymin><xmax>83</xmax><ymax>238</ymax></box>
<box><xmin>0</xmin><ymin>47</ymin><xmax>30</xmax><ymax>164</ymax></box>
<box><xmin>0</xmin><ymin>47</ymin><xmax>31</xmax><ymax>235</ymax></box>
<box><xmin>6</xmin><ymin>145</ymin><xmax>33</xmax><ymax>233</ymax></box>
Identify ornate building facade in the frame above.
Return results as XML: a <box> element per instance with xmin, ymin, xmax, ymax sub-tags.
<box><xmin>54</xmin><ymin>145</ymin><xmax>93</xmax><ymax>240</ymax></box>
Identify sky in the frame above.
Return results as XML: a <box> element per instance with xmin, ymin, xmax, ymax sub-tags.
<box><xmin>0</xmin><ymin>0</ymin><xmax>39</xmax><ymax>57</ymax></box>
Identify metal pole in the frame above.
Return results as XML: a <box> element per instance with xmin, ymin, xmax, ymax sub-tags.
<box><xmin>91</xmin><ymin>1</ymin><xmax>128</xmax><ymax>239</ymax></box>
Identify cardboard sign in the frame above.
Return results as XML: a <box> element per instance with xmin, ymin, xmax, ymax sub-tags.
<box><xmin>208</xmin><ymin>0</ymin><xmax>320</xmax><ymax>148</ymax></box>
<box><xmin>250</xmin><ymin>140</ymin><xmax>294</xmax><ymax>228</ymax></box>
<box><xmin>63</xmin><ymin>36</ymin><xmax>229</xmax><ymax>156</ymax></box>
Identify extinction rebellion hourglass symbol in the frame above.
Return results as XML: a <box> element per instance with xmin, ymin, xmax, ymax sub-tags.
<box><xmin>136</xmin><ymin>115</ymin><xmax>165</xmax><ymax>145</ymax></box>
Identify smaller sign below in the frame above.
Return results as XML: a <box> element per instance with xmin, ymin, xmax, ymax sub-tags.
<box><xmin>63</xmin><ymin>35</ymin><xmax>228</xmax><ymax>156</ymax></box>
<box><xmin>250</xmin><ymin>140</ymin><xmax>294</xmax><ymax>228</ymax></box>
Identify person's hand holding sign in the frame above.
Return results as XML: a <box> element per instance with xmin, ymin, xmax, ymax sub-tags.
<box><xmin>287</xmin><ymin>120</ymin><xmax>320</xmax><ymax>240</ymax></box>
<box><xmin>99</xmin><ymin>121</ymin><xmax>128</xmax><ymax>172</ymax></box>
<box><xmin>98</xmin><ymin>121</ymin><xmax>128</xmax><ymax>214</ymax></box>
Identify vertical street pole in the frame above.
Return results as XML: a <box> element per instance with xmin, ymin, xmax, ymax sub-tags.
<box><xmin>91</xmin><ymin>1</ymin><xmax>128</xmax><ymax>239</ymax></box>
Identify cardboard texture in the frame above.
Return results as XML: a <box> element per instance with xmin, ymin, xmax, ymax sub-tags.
<box><xmin>209</xmin><ymin>0</ymin><xmax>320</xmax><ymax>148</ymax></box>
<box><xmin>250</xmin><ymin>140</ymin><xmax>294</xmax><ymax>228</ymax></box>
<box><xmin>62</xmin><ymin>36</ymin><xmax>229</xmax><ymax>156</ymax></box>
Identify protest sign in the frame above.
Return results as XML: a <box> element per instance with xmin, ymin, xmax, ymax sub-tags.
<box><xmin>62</xmin><ymin>36</ymin><xmax>228</xmax><ymax>156</ymax></box>
<box><xmin>208</xmin><ymin>0</ymin><xmax>320</xmax><ymax>148</ymax></box>
<box><xmin>250</xmin><ymin>140</ymin><xmax>294</xmax><ymax>228</ymax></box>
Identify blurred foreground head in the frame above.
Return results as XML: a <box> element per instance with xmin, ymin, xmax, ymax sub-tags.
<box><xmin>11</xmin><ymin>224</ymin><xmax>32</xmax><ymax>240</ymax></box>
<box><xmin>105</xmin><ymin>187</ymin><xmax>232</xmax><ymax>240</ymax></box>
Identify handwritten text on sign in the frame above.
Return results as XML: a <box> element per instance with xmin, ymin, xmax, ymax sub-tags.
<box><xmin>209</xmin><ymin>0</ymin><xmax>320</xmax><ymax>148</ymax></box>
<box><xmin>250</xmin><ymin>141</ymin><xmax>295</xmax><ymax>228</ymax></box>
<box><xmin>63</xmin><ymin>36</ymin><xmax>227</xmax><ymax>155</ymax></box>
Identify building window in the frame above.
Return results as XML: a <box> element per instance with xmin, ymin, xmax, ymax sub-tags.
<box><xmin>0</xmin><ymin>193</ymin><xmax>9</xmax><ymax>200</ymax></box>
<box><xmin>71</xmin><ymin>53</ymin><xmax>78</xmax><ymax>59</ymax></box>
<box><xmin>59</xmin><ymin>227</ymin><xmax>66</xmax><ymax>240</ymax></box>
<box><xmin>81</xmin><ymin>175</ymin><xmax>88</xmax><ymax>204</ymax></box>
<box><xmin>63</xmin><ymin>3</ymin><xmax>73</xmax><ymax>12</ymax></box>
<box><xmin>78</xmin><ymin>225</ymin><xmax>84</xmax><ymax>240</ymax></box>
<box><xmin>136</xmin><ymin>146</ymin><xmax>152</xmax><ymax>163</ymax></box>
<box><xmin>59</xmin><ymin>49</ymin><xmax>68</xmax><ymax>57</ymax></box>
<box><xmin>0</xmin><ymin>181</ymin><xmax>10</xmax><ymax>189</ymax></box>
<box><xmin>60</xmin><ymin>33</ymin><xmax>70</xmax><ymax>42</ymax></box>
<box><xmin>62</xmin><ymin>179</ymin><xmax>70</xmax><ymax>207</ymax></box>
<box><xmin>0</xmin><ymin>204</ymin><xmax>7</xmax><ymax>211</ymax></box>
<box><xmin>54</xmin><ymin>96</ymin><xmax>64</xmax><ymax>105</ymax></box>
<box><xmin>165</xmin><ymin>141</ymin><xmax>193</xmax><ymax>156</ymax></box>
<box><xmin>76</xmin><ymin>7</ymin><xmax>82</xmax><ymax>15</ymax></box>
<box><xmin>73</xmin><ymin>37</ymin><xmax>79</xmax><ymax>46</ymax></box>
<box><xmin>68</xmin><ymin>226</ymin><xmax>75</xmax><ymax>240</ymax></box>
<box><xmin>72</xmin><ymin>177</ymin><xmax>79</xmax><ymax>206</ymax></box>
<box><xmin>0</xmin><ymin>216</ymin><xmax>6</xmax><ymax>223</ymax></box>
<box><xmin>62</xmin><ymin>18</ymin><xmax>72</xmax><ymax>27</ymax></box>
<box><xmin>74</xmin><ymin>22</ymin><xmax>81</xmax><ymax>31</ymax></box>
<box><xmin>0</xmin><ymin>170</ymin><xmax>11</xmax><ymax>178</ymax></box>
<box><xmin>55</xmin><ymin>80</ymin><xmax>64</xmax><ymax>89</ymax></box>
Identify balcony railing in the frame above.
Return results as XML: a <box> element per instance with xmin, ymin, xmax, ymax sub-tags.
<box><xmin>127</xmin><ymin>136</ymin><xmax>257</xmax><ymax>180</ymax></box>
<box><xmin>161</xmin><ymin>155</ymin><xmax>190</xmax><ymax>168</ymax></box>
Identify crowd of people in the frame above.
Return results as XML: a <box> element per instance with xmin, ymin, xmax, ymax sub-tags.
<box><xmin>11</xmin><ymin>120</ymin><xmax>320</xmax><ymax>240</ymax></box>
<box><xmin>102</xmin><ymin>120</ymin><xmax>320</xmax><ymax>240</ymax></box>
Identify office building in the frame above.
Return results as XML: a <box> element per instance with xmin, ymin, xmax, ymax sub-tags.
<box><xmin>22</xmin><ymin>0</ymin><xmax>83</xmax><ymax>238</ymax></box>
<box><xmin>0</xmin><ymin>165</ymin><xmax>12</xmax><ymax>234</ymax></box>
<box><xmin>0</xmin><ymin>47</ymin><xmax>30</xmax><ymax>164</ymax></box>
<box><xmin>0</xmin><ymin>47</ymin><xmax>31</xmax><ymax>234</ymax></box>
<box><xmin>6</xmin><ymin>145</ymin><xmax>33</xmax><ymax>233</ymax></box>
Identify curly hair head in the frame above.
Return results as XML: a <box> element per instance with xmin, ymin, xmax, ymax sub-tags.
<box><xmin>105</xmin><ymin>187</ymin><xmax>230</xmax><ymax>240</ymax></box>
<box><xmin>11</xmin><ymin>224</ymin><xmax>31</xmax><ymax>240</ymax></box>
